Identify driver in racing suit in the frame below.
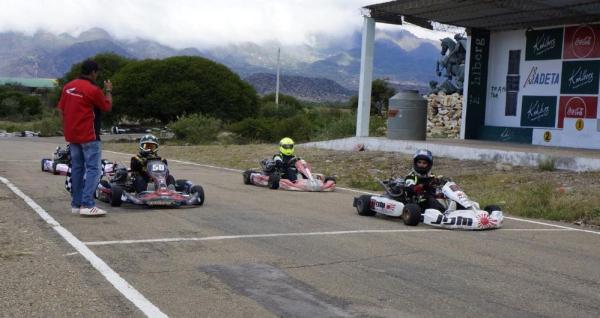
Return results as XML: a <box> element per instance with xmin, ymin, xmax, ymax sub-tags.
<box><xmin>273</xmin><ymin>137</ymin><xmax>299</xmax><ymax>181</ymax></box>
<box><xmin>130</xmin><ymin>134</ymin><xmax>169</xmax><ymax>193</ymax></box>
<box><xmin>404</xmin><ymin>149</ymin><xmax>447</xmax><ymax>212</ymax></box>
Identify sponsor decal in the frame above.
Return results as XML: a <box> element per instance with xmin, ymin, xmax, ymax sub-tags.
<box><xmin>431</xmin><ymin>215</ymin><xmax>474</xmax><ymax>226</ymax></box>
<box><xmin>557</xmin><ymin>96</ymin><xmax>598</xmax><ymax>128</ymax></box>
<box><xmin>526</xmin><ymin>28</ymin><xmax>564</xmax><ymax>60</ymax></box>
<box><xmin>521</xmin><ymin>96</ymin><xmax>557</xmax><ymax>127</ymax></box>
<box><xmin>523</xmin><ymin>66</ymin><xmax>560</xmax><ymax>87</ymax></box>
<box><xmin>564</xmin><ymin>24</ymin><xmax>600</xmax><ymax>59</ymax></box>
<box><xmin>561</xmin><ymin>61</ymin><xmax>600</xmax><ymax>94</ymax></box>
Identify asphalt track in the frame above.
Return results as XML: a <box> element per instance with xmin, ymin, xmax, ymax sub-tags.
<box><xmin>1</xmin><ymin>137</ymin><xmax>599</xmax><ymax>318</ymax></box>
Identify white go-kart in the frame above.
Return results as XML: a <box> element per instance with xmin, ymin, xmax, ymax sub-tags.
<box><xmin>353</xmin><ymin>177</ymin><xmax>503</xmax><ymax>230</ymax></box>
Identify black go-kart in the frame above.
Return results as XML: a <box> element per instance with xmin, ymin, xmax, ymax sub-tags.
<box><xmin>95</xmin><ymin>159</ymin><xmax>204</xmax><ymax>207</ymax></box>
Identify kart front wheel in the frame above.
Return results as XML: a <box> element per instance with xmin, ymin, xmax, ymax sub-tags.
<box><xmin>324</xmin><ymin>176</ymin><xmax>336</xmax><ymax>184</ymax></box>
<box><xmin>402</xmin><ymin>203</ymin><xmax>422</xmax><ymax>226</ymax></box>
<box><xmin>268</xmin><ymin>174</ymin><xmax>280</xmax><ymax>190</ymax></box>
<box><xmin>243</xmin><ymin>170</ymin><xmax>254</xmax><ymax>185</ymax></box>
<box><xmin>191</xmin><ymin>185</ymin><xmax>205</xmax><ymax>206</ymax></box>
<box><xmin>355</xmin><ymin>195</ymin><xmax>375</xmax><ymax>216</ymax></box>
<box><xmin>484</xmin><ymin>205</ymin><xmax>502</xmax><ymax>214</ymax></box>
<box><xmin>41</xmin><ymin>159</ymin><xmax>49</xmax><ymax>172</ymax></box>
<box><xmin>109</xmin><ymin>184</ymin><xmax>123</xmax><ymax>207</ymax></box>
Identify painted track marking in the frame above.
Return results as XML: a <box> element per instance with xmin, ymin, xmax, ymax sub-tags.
<box><xmin>105</xmin><ymin>150</ymin><xmax>600</xmax><ymax>236</ymax></box>
<box><xmin>0</xmin><ymin>176</ymin><xmax>168</xmax><ymax>318</ymax></box>
<box><xmin>84</xmin><ymin>228</ymin><xmax>573</xmax><ymax>246</ymax></box>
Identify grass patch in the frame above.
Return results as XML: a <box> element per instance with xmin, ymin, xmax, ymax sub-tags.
<box><xmin>103</xmin><ymin>142</ymin><xmax>600</xmax><ymax>226</ymax></box>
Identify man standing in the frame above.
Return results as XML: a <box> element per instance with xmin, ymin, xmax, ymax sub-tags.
<box><xmin>58</xmin><ymin>60</ymin><xmax>112</xmax><ymax>216</ymax></box>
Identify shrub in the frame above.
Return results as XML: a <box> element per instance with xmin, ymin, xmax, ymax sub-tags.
<box><xmin>168</xmin><ymin>114</ymin><xmax>221</xmax><ymax>144</ymax></box>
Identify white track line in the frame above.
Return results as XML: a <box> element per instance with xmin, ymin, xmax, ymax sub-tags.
<box><xmin>105</xmin><ymin>150</ymin><xmax>600</xmax><ymax>236</ymax></box>
<box><xmin>84</xmin><ymin>228</ymin><xmax>573</xmax><ymax>246</ymax></box>
<box><xmin>0</xmin><ymin>176</ymin><xmax>167</xmax><ymax>318</ymax></box>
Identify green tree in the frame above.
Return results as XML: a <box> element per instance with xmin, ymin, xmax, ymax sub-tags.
<box><xmin>346</xmin><ymin>79</ymin><xmax>396</xmax><ymax>115</ymax></box>
<box><xmin>371</xmin><ymin>78</ymin><xmax>396</xmax><ymax>116</ymax></box>
<box><xmin>112</xmin><ymin>56</ymin><xmax>258</xmax><ymax>124</ymax></box>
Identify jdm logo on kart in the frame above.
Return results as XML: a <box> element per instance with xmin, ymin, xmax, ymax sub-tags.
<box><xmin>431</xmin><ymin>215</ymin><xmax>473</xmax><ymax>226</ymax></box>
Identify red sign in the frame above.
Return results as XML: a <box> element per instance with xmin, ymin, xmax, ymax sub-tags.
<box><xmin>564</xmin><ymin>24</ymin><xmax>600</xmax><ymax>59</ymax></box>
<box><xmin>557</xmin><ymin>96</ymin><xmax>598</xmax><ymax>128</ymax></box>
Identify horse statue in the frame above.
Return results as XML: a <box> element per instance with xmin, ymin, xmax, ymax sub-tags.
<box><xmin>431</xmin><ymin>34</ymin><xmax>467</xmax><ymax>94</ymax></box>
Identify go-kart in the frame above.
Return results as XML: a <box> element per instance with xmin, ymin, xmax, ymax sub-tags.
<box><xmin>243</xmin><ymin>158</ymin><xmax>336</xmax><ymax>192</ymax></box>
<box><xmin>95</xmin><ymin>159</ymin><xmax>204</xmax><ymax>207</ymax></box>
<box><xmin>353</xmin><ymin>176</ymin><xmax>503</xmax><ymax>230</ymax></box>
<box><xmin>41</xmin><ymin>146</ymin><xmax>71</xmax><ymax>175</ymax></box>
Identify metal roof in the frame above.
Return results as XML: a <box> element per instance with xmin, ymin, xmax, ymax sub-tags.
<box><xmin>365</xmin><ymin>0</ymin><xmax>600</xmax><ymax>31</ymax></box>
<box><xmin>0</xmin><ymin>77</ymin><xmax>57</xmax><ymax>89</ymax></box>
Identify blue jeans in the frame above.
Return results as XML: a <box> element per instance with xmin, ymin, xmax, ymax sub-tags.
<box><xmin>69</xmin><ymin>141</ymin><xmax>101</xmax><ymax>208</ymax></box>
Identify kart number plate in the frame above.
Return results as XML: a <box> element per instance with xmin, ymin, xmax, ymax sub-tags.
<box><xmin>151</xmin><ymin>164</ymin><xmax>166</xmax><ymax>172</ymax></box>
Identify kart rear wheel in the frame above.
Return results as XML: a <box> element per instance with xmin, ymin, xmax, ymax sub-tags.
<box><xmin>191</xmin><ymin>185</ymin><xmax>205</xmax><ymax>206</ymax></box>
<box><xmin>402</xmin><ymin>203</ymin><xmax>422</xmax><ymax>226</ymax></box>
<box><xmin>268</xmin><ymin>174</ymin><xmax>280</xmax><ymax>189</ymax></box>
<box><xmin>175</xmin><ymin>179</ymin><xmax>189</xmax><ymax>192</ymax></box>
<box><xmin>109</xmin><ymin>184</ymin><xmax>123</xmax><ymax>207</ymax></box>
<box><xmin>355</xmin><ymin>195</ymin><xmax>375</xmax><ymax>216</ymax></box>
<box><xmin>52</xmin><ymin>161</ymin><xmax>59</xmax><ymax>175</ymax></box>
<box><xmin>484</xmin><ymin>205</ymin><xmax>501</xmax><ymax>214</ymax></box>
<box><xmin>243</xmin><ymin>170</ymin><xmax>254</xmax><ymax>185</ymax></box>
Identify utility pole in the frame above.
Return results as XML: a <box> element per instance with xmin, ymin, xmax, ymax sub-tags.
<box><xmin>275</xmin><ymin>47</ymin><xmax>281</xmax><ymax>106</ymax></box>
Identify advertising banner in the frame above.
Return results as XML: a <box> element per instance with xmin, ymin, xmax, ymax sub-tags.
<box><xmin>520</xmin><ymin>95</ymin><xmax>557</xmax><ymax>127</ymax></box>
<box><xmin>520</xmin><ymin>61</ymin><xmax>562</xmax><ymax>95</ymax></box>
<box><xmin>557</xmin><ymin>96</ymin><xmax>598</xmax><ymax>128</ymax></box>
<box><xmin>560</xmin><ymin>60</ymin><xmax>600</xmax><ymax>94</ymax></box>
<box><xmin>525</xmin><ymin>28</ymin><xmax>564</xmax><ymax>60</ymax></box>
<box><xmin>563</xmin><ymin>24</ymin><xmax>600</xmax><ymax>59</ymax></box>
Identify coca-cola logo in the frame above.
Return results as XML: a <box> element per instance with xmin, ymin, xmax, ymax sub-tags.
<box><xmin>572</xmin><ymin>26</ymin><xmax>596</xmax><ymax>58</ymax></box>
<box><xmin>565</xmin><ymin>97</ymin><xmax>587</xmax><ymax>118</ymax></box>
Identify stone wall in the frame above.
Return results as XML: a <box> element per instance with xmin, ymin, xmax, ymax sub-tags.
<box><xmin>427</xmin><ymin>92</ymin><xmax>462</xmax><ymax>139</ymax></box>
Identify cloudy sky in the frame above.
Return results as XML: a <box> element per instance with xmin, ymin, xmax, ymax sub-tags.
<box><xmin>0</xmin><ymin>0</ymin><xmax>457</xmax><ymax>48</ymax></box>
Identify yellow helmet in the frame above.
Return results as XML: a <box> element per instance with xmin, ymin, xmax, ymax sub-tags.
<box><xmin>279</xmin><ymin>137</ymin><xmax>295</xmax><ymax>156</ymax></box>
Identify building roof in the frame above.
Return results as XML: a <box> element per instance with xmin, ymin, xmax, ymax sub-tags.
<box><xmin>365</xmin><ymin>0</ymin><xmax>600</xmax><ymax>31</ymax></box>
<box><xmin>0</xmin><ymin>77</ymin><xmax>57</xmax><ymax>89</ymax></box>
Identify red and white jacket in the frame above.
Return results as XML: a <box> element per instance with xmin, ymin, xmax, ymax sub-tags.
<box><xmin>57</xmin><ymin>78</ymin><xmax>111</xmax><ymax>143</ymax></box>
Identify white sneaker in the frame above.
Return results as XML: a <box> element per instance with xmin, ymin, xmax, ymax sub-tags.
<box><xmin>79</xmin><ymin>206</ymin><xmax>107</xmax><ymax>216</ymax></box>
<box><xmin>71</xmin><ymin>207</ymin><xmax>80</xmax><ymax>214</ymax></box>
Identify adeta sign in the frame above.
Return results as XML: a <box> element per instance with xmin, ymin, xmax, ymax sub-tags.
<box><xmin>523</xmin><ymin>66</ymin><xmax>560</xmax><ymax>87</ymax></box>
<box><xmin>564</xmin><ymin>24</ymin><xmax>600</xmax><ymax>59</ymax></box>
<box><xmin>557</xmin><ymin>96</ymin><xmax>598</xmax><ymax>128</ymax></box>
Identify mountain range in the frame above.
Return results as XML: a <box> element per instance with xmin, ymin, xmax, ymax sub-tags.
<box><xmin>0</xmin><ymin>27</ymin><xmax>443</xmax><ymax>101</ymax></box>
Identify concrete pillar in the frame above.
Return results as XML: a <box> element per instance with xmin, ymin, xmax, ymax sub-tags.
<box><xmin>356</xmin><ymin>16</ymin><xmax>375</xmax><ymax>137</ymax></box>
<box><xmin>459</xmin><ymin>34</ymin><xmax>471</xmax><ymax>140</ymax></box>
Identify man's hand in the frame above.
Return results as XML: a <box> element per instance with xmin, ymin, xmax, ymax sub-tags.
<box><xmin>104</xmin><ymin>79</ymin><xmax>113</xmax><ymax>91</ymax></box>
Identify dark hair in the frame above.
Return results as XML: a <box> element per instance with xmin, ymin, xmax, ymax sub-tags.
<box><xmin>81</xmin><ymin>59</ymin><xmax>99</xmax><ymax>75</ymax></box>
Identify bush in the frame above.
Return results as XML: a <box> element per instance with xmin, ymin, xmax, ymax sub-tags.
<box><xmin>168</xmin><ymin>114</ymin><xmax>221</xmax><ymax>144</ymax></box>
<box><xmin>32</xmin><ymin>115</ymin><xmax>62</xmax><ymax>137</ymax></box>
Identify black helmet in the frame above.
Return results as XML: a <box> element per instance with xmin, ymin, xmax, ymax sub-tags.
<box><xmin>139</xmin><ymin>134</ymin><xmax>159</xmax><ymax>157</ymax></box>
<box><xmin>54</xmin><ymin>145</ymin><xmax>70</xmax><ymax>162</ymax></box>
<box><xmin>413</xmin><ymin>149</ymin><xmax>433</xmax><ymax>175</ymax></box>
